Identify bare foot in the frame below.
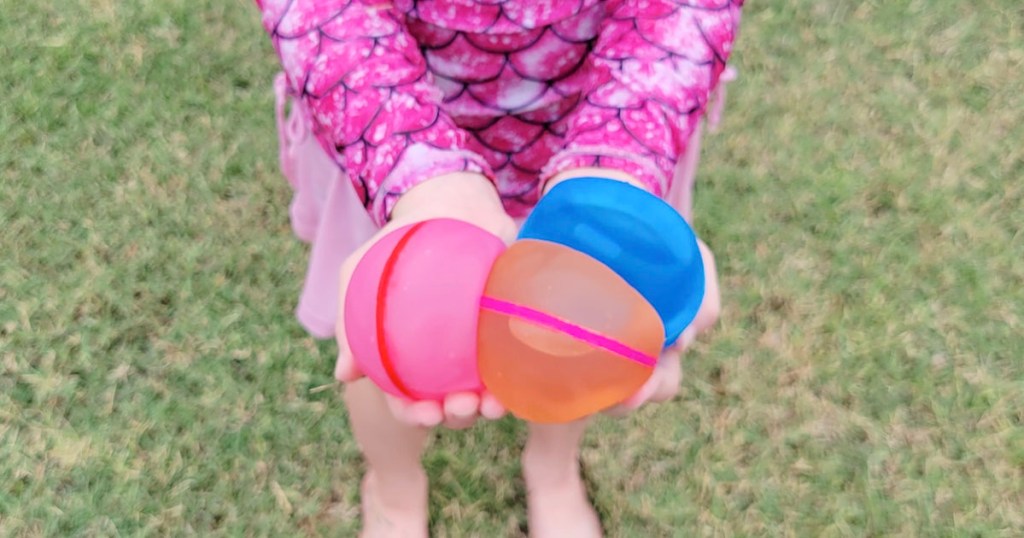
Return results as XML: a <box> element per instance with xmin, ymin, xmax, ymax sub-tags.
<box><xmin>522</xmin><ymin>449</ymin><xmax>603</xmax><ymax>538</ymax></box>
<box><xmin>359</xmin><ymin>470</ymin><xmax>429</xmax><ymax>538</ymax></box>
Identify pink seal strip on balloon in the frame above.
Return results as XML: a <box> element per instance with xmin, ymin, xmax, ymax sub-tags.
<box><xmin>479</xmin><ymin>297</ymin><xmax>658</xmax><ymax>368</ymax></box>
<box><xmin>375</xmin><ymin>221</ymin><xmax>428</xmax><ymax>399</ymax></box>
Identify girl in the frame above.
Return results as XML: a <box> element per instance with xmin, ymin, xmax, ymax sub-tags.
<box><xmin>255</xmin><ymin>0</ymin><xmax>741</xmax><ymax>535</ymax></box>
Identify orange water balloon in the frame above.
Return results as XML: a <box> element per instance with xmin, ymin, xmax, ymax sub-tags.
<box><xmin>477</xmin><ymin>239</ymin><xmax>664</xmax><ymax>423</ymax></box>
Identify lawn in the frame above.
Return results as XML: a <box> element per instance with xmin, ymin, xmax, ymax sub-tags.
<box><xmin>2</xmin><ymin>0</ymin><xmax>1022</xmax><ymax>536</ymax></box>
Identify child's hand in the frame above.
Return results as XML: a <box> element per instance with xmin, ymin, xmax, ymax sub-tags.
<box><xmin>334</xmin><ymin>172</ymin><xmax>517</xmax><ymax>429</ymax></box>
<box><xmin>604</xmin><ymin>238</ymin><xmax>721</xmax><ymax>416</ymax></box>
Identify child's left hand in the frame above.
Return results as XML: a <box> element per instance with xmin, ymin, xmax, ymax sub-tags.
<box><xmin>604</xmin><ymin>238</ymin><xmax>721</xmax><ymax>416</ymax></box>
<box><xmin>334</xmin><ymin>172</ymin><xmax>517</xmax><ymax>430</ymax></box>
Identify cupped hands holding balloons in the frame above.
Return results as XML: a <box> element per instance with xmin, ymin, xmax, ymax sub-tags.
<box><xmin>337</xmin><ymin>172</ymin><xmax>711</xmax><ymax>427</ymax></box>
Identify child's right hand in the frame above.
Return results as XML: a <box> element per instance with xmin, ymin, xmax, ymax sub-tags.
<box><xmin>334</xmin><ymin>172</ymin><xmax>517</xmax><ymax>430</ymax></box>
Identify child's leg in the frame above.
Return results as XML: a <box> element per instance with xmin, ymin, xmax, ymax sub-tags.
<box><xmin>520</xmin><ymin>159</ymin><xmax>716</xmax><ymax>537</ymax></box>
<box><xmin>344</xmin><ymin>379</ymin><xmax>431</xmax><ymax>538</ymax></box>
<box><xmin>522</xmin><ymin>420</ymin><xmax>603</xmax><ymax>538</ymax></box>
<box><xmin>515</xmin><ymin>169</ymin><xmax>637</xmax><ymax>538</ymax></box>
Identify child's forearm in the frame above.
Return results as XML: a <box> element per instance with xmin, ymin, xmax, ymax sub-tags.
<box><xmin>389</xmin><ymin>172</ymin><xmax>516</xmax><ymax>242</ymax></box>
<box><xmin>255</xmin><ymin>1</ymin><xmax>494</xmax><ymax>226</ymax></box>
<box><xmin>543</xmin><ymin>0</ymin><xmax>744</xmax><ymax>198</ymax></box>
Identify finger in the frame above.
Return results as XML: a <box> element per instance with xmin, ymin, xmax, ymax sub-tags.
<box><xmin>603</xmin><ymin>370</ymin><xmax>660</xmax><ymax>417</ymax></box>
<box><xmin>334</xmin><ymin>345</ymin><xmax>364</xmax><ymax>383</ymax></box>
<box><xmin>385</xmin><ymin>394</ymin><xmax>444</xmax><ymax>428</ymax></box>
<box><xmin>334</xmin><ymin>252</ymin><xmax>367</xmax><ymax>383</ymax></box>
<box><xmin>691</xmin><ymin>239</ymin><xmax>721</xmax><ymax>335</ymax></box>
<box><xmin>620</xmin><ymin>371</ymin><xmax>661</xmax><ymax>410</ymax></box>
<box><xmin>605</xmin><ymin>345</ymin><xmax>685</xmax><ymax>416</ymax></box>
<box><xmin>601</xmin><ymin>404</ymin><xmax>632</xmax><ymax>419</ymax></box>
<box><xmin>602</xmin><ymin>401</ymin><xmax>639</xmax><ymax>418</ymax></box>
<box><xmin>662</xmin><ymin>328</ymin><xmax>695</xmax><ymax>358</ymax></box>
<box><xmin>333</xmin><ymin>333</ymin><xmax>364</xmax><ymax>384</ymax></box>
<box><xmin>648</xmin><ymin>353</ymin><xmax>683</xmax><ymax>403</ymax></box>
<box><xmin>495</xmin><ymin>217</ymin><xmax>519</xmax><ymax>245</ymax></box>
<box><xmin>678</xmin><ymin>327</ymin><xmax>696</xmax><ymax>351</ymax></box>
<box><xmin>479</xmin><ymin>392</ymin><xmax>507</xmax><ymax>420</ymax></box>
<box><xmin>442</xmin><ymin>392</ymin><xmax>480</xmax><ymax>430</ymax></box>
<box><xmin>333</xmin><ymin>300</ymin><xmax>364</xmax><ymax>382</ymax></box>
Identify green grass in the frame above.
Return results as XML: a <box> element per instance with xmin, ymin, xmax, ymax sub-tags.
<box><xmin>2</xmin><ymin>0</ymin><xmax>1022</xmax><ymax>535</ymax></box>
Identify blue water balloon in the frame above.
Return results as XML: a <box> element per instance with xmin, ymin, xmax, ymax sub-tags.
<box><xmin>518</xmin><ymin>177</ymin><xmax>705</xmax><ymax>347</ymax></box>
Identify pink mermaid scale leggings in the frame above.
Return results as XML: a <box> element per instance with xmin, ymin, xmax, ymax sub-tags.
<box><xmin>257</xmin><ymin>0</ymin><xmax>743</xmax><ymax>338</ymax></box>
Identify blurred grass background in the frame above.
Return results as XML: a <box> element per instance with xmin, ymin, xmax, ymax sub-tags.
<box><xmin>1</xmin><ymin>0</ymin><xmax>1022</xmax><ymax>535</ymax></box>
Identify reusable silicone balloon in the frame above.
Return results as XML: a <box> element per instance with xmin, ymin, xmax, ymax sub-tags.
<box><xmin>478</xmin><ymin>239</ymin><xmax>664</xmax><ymax>423</ymax></box>
<box><xmin>345</xmin><ymin>218</ymin><xmax>506</xmax><ymax>400</ymax></box>
<box><xmin>519</xmin><ymin>177</ymin><xmax>705</xmax><ymax>347</ymax></box>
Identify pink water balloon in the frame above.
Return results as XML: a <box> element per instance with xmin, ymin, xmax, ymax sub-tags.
<box><xmin>344</xmin><ymin>218</ymin><xmax>507</xmax><ymax>400</ymax></box>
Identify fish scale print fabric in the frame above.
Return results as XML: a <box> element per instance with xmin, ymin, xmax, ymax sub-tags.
<box><xmin>256</xmin><ymin>0</ymin><xmax>743</xmax><ymax>226</ymax></box>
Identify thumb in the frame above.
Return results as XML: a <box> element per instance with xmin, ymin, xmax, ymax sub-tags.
<box><xmin>335</xmin><ymin>252</ymin><xmax>366</xmax><ymax>383</ymax></box>
<box><xmin>617</xmin><ymin>371</ymin><xmax>660</xmax><ymax>411</ymax></box>
<box><xmin>334</xmin><ymin>330</ymin><xmax>364</xmax><ymax>383</ymax></box>
<box><xmin>674</xmin><ymin>327</ymin><xmax>696</xmax><ymax>353</ymax></box>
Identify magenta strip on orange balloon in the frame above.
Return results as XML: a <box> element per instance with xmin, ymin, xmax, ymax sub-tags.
<box><xmin>479</xmin><ymin>297</ymin><xmax>658</xmax><ymax>368</ymax></box>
